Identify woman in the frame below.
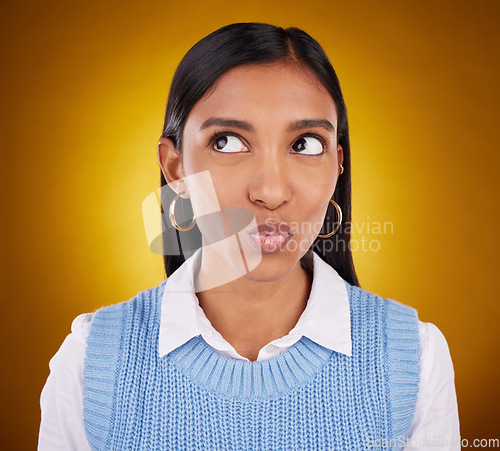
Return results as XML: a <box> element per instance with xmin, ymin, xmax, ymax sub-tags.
<box><xmin>39</xmin><ymin>23</ymin><xmax>460</xmax><ymax>450</ymax></box>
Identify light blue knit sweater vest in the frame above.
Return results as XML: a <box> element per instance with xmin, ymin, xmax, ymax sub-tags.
<box><xmin>83</xmin><ymin>279</ymin><xmax>420</xmax><ymax>450</ymax></box>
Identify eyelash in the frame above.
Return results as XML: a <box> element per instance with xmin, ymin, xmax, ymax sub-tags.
<box><xmin>208</xmin><ymin>129</ymin><xmax>331</xmax><ymax>154</ymax></box>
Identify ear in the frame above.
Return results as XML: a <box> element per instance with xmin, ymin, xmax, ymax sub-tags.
<box><xmin>337</xmin><ymin>144</ymin><xmax>344</xmax><ymax>172</ymax></box>
<box><xmin>157</xmin><ymin>137</ymin><xmax>189</xmax><ymax>198</ymax></box>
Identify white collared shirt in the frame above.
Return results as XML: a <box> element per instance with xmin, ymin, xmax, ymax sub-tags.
<box><xmin>38</xmin><ymin>249</ymin><xmax>461</xmax><ymax>450</ymax></box>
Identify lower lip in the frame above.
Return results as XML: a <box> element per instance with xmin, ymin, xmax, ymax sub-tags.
<box><xmin>247</xmin><ymin>232</ymin><xmax>292</xmax><ymax>254</ymax></box>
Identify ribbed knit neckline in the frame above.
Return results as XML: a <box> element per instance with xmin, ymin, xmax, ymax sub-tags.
<box><xmin>166</xmin><ymin>333</ymin><xmax>335</xmax><ymax>399</ymax></box>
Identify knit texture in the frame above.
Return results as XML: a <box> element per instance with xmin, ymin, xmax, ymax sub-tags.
<box><xmin>83</xmin><ymin>280</ymin><xmax>420</xmax><ymax>450</ymax></box>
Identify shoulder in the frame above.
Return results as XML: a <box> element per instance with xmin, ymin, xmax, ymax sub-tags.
<box><xmin>417</xmin><ymin>321</ymin><xmax>456</xmax><ymax>374</ymax></box>
<box><xmin>344</xmin><ymin>281</ymin><xmax>419</xmax><ymax>320</ymax></box>
<box><xmin>82</xmin><ymin>279</ymin><xmax>169</xmax><ymax>362</ymax></box>
<box><xmin>418</xmin><ymin>321</ymin><xmax>451</xmax><ymax>347</ymax></box>
<box><xmin>61</xmin><ymin>280</ymin><xmax>168</xmax><ymax>345</ymax></box>
<box><xmin>345</xmin><ymin>282</ymin><xmax>453</xmax><ymax>357</ymax></box>
<box><xmin>344</xmin><ymin>282</ymin><xmax>454</xmax><ymax>368</ymax></box>
<box><xmin>69</xmin><ymin>312</ymin><xmax>94</xmax><ymax>343</ymax></box>
<box><xmin>87</xmin><ymin>279</ymin><xmax>168</xmax><ymax>324</ymax></box>
<box><xmin>344</xmin><ymin>282</ymin><xmax>420</xmax><ymax>367</ymax></box>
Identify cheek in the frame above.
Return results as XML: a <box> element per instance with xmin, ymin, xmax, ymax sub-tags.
<box><xmin>181</xmin><ymin>153</ymin><xmax>205</xmax><ymax>175</ymax></box>
<box><xmin>210</xmin><ymin>170</ymin><xmax>248</xmax><ymax>208</ymax></box>
<box><xmin>299</xmin><ymin>200</ymin><xmax>330</xmax><ymax>236</ymax></box>
<box><xmin>296</xmin><ymin>179</ymin><xmax>338</xmax><ymax>234</ymax></box>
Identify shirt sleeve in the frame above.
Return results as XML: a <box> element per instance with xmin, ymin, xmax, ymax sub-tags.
<box><xmin>38</xmin><ymin>313</ymin><xmax>93</xmax><ymax>451</ymax></box>
<box><xmin>403</xmin><ymin>321</ymin><xmax>461</xmax><ymax>450</ymax></box>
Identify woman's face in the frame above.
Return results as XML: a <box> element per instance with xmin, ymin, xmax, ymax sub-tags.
<box><xmin>159</xmin><ymin>61</ymin><xmax>343</xmax><ymax>283</ymax></box>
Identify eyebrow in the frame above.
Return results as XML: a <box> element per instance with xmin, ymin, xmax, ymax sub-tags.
<box><xmin>199</xmin><ymin>117</ymin><xmax>335</xmax><ymax>133</ymax></box>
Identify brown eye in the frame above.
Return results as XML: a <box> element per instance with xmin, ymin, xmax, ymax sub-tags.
<box><xmin>215</xmin><ymin>136</ymin><xmax>228</xmax><ymax>150</ymax></box>
<box><xmin>291</xmin><ymin>137</ymin><xmax>324</xmax><ymax>155</ymax></box>
<box><xmin>212</xmin><ymin>135</ymin><xmax>247</xmax><ymax>153</ymax></box>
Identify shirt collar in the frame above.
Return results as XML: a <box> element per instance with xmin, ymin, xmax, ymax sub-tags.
<box><xmin>159</xmin><ymin>248</ymin><xmax>352</xmax><ymax>358</ymax></box>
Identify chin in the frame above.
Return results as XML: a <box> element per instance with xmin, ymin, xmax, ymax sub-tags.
<box><xmin>242</xmin><ymin>252</ymin><xmax>300</xmax><ymax>283</ymax></box>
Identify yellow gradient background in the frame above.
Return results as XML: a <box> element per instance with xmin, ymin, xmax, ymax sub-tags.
<box><xmin>2</xmin><ymin>0</ymin><xmax>499</xmax><ymax>447</ymax></box>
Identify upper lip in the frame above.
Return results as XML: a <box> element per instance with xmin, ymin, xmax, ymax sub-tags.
<box><xmin>247</xmin><ymin>221</ymin><xmax>292</xmax><ymax>236</ymax></box>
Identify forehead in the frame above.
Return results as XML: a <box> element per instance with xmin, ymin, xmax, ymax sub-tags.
<box><xmin>186</xmin><ymin>62</ymin><xmax>338</xmax><ymax>128</ymax></box>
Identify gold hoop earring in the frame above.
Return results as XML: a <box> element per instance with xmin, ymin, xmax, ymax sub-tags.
<box><xmin>168</xmin><ymin>192</ymin><xmax>196</xmax><ymax>231</ymax></box>
<box><xmin>339</xmin><ymin>164</ymin><xmax>344</xmax><ymax>175</ymax></box>
<box><xmin>317</xmin><ymin>199</ymin><xmax>343</xmax><ymax>238</ymax></box>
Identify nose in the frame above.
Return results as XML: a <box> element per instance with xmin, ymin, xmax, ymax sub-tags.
<box><xmin>248</xmin><ymin>153</ymin><xmax>292</xmax><ymax>210</ymax></box>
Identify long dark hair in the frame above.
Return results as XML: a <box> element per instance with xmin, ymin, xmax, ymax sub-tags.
<box><xmin>159</xmin><ymin>22</ymin><xmax>360</xmax><ymax>287</ymax></box>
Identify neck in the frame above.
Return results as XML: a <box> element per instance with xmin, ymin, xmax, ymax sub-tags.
<box><xmin>194</xmin><ymin>245</ymin><xmax>313</xmax><ymax>361</ymax></box>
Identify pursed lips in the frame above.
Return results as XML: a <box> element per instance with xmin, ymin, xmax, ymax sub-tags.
<box><xmin>247</xmin><ymin>221</ymin><xmax>292</xmax><ymax>236</ymax></box>
<box><xmin>246</xmin><ymin>222</ymin><xmax>293</xmax><ymax>253</ymax></box>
